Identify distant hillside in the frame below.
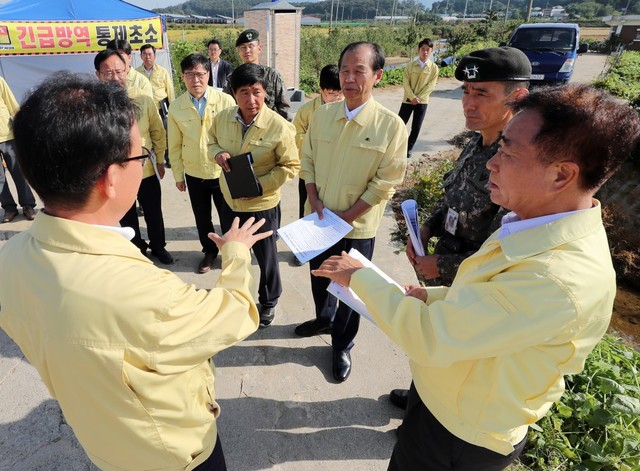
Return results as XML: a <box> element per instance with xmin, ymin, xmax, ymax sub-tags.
<box><xmin>157</xmin><ymin>0</ymin><xmax>636</xmax><ymax>20</ymax></box>
<box><xmin>157</xmin><ymin>0</ymin><xmax>428</xmax><ymax>20</ymax></box>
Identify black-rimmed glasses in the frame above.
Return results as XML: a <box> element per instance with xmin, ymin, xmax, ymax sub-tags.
<box><xmin>124</xmin><ymin>147</ymin><xmax>151</xmax><ymax>166</ymax></box>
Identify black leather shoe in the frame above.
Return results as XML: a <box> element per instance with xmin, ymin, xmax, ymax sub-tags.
<box><xmin>2</xmin><ymin>210</ymin><xmax>18</xmax><ymax>223</ymax></box>
<box><xmin>151</xmin><ymin>248</ymin><xmax>174</xmax><ymax>265</ymax></box>
<box><xmin>197</xmin><ymin>252</ymin><xmax>216</xmax><ymax>273</ymax></box>
<box><xmin>332</xmin><ymin>350</ymin><xmax>351</xmax><ymax>383</ymax></box>
<box><xmin>294</xmin><ymin>319</ymin><xmax>332</xmax><ymax>337</ymax></box>
<box><xmin>23</xmin><ymin>206</ymin><xmax>37</xmax><ymax>221</ymax></box>
<box><xmin>259</xmin><ymin>307</ymin><xmax>276</xmax><ymax>326</ymax></box>
<box><xmin>389</xmin><ymin>389</ymin><xmax>409</xmax><ymax>409</ymax></box>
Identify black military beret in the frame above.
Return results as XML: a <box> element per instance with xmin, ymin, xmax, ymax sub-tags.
<box><xmin>236</xmin><ymin>29</ymin><xmax>260</xmax><ymax>47</ymax></box>
<box><xmin>454</xmin><ymin>46</ymin><xmax>531</xmax><ymax>82</ymax></box>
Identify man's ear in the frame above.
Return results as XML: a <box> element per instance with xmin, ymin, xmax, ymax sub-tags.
<box><xmin>551</xmin><ymin>160</ymin><xmax>580</xmax><ymax>192</ymax></box>
<box><xmin>510</xmin><ymin>87</ymin><xmax>529</xmax><ymax>102</ymax></box>
<box><xmin>97</xmin><ymin>164</ymin><xmax>118</xmax><ymax>200</ymax></box>
<box><xmin>373</xmin><ymin>68</ymin><xmax>383</xmax><ymax>85</ymax></box>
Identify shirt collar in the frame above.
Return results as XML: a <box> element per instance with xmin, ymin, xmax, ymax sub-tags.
<box><xmin>345</xmin><ymin>100</ymin><xmax>369</xmax><ymax>121</ymax></box>
<box><xmin>418</xmin><ymin>57</ymin><xmax>427</xmax><ymax>68</ymax></box>
<box><xmin>498</xmin><ymin>207</ymin><xmax>591</xmax><ymax>239</ymax></box>
<box><xmin>95</xmin><ymin>224</ymin><xmax>136</xmax><ymax>240</ymax></box>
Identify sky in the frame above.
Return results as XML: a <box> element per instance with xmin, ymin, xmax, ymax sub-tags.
<box><xmin>126</xmin><ymin>0</ymin><xmax>436</xmax><ymax>12</ymax></box>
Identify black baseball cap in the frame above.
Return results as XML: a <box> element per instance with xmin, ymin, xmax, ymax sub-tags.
<box><xmin>236</xmin><ymin>29</ymin><xmax>260</xmax><ymax>47</ymax></box>
<box><xmin>455</xmin><ymin>46</ymin><xmax>531</xmax><ymax>82</ymax></box>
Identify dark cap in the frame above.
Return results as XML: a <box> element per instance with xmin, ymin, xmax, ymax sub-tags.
<box><xmin>236</xmin><ymin>29</ymin><xmax>260</xmax><ymax>47</ymax></box>
<box><xmin>455</xmin><ymin>46</ymin><xmax>531</xmax><ymax>82</ymax></box>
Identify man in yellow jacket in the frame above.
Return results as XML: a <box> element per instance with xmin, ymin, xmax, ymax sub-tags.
<box><xmin>95</xmin><ymin>49</ymin><xmax>173</xmax><ymax>264</ymax></box>
<box><xmin>0</xmin><ymin>72</ymin><xmax>272</xmax><ymax>471</ymax></box>
<box><xmin>138</xmin><ymin>43</ymin><xmax>175</xmax><ymax>167</ymax></box>
<box><xmin>168</xmin><ymin>53</ymin><xmax>236</xmax><ymax>274</ymax></box>
<box><xmin>0</xmin><ymin>76</ymin><xmax>37</xmax><ymax>223</ymax></box>
<box><xmin>295</xmin><ymin>42</ymin><xmax>407</xmax><ymax>382</ymax></box>
<box><xmin>313</xmin><ymin>84</ymin><xmax>640</xmax><ymax>470</ymax></box>
<box><xmin>106</xmin><ymin>38</ymin><xmax>153</xmax><ymax>98</ymax></box>
<box><xmin>293</xmin><ymin>64</ymin><xmax>343</xmax><ymax>220</ymax></box>
<box><xmin>398</xmin><ymin>38</ymin><xmax>439</xmax><ymax>158</ymax></box>
<box><xmin>210</xmin><ymin>63</ymin><xmax>299</xmax><ymax>326</ymax></box>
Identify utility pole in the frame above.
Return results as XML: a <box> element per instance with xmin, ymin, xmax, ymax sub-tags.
<box><xmin>330</xmin><ymin>0</ymin><xmax>334</xmax><ymax>27</ymax></box>
<box><xmin>526</xmin><ymin>0</ymin><xmax>533</xmax><ymax>21</ymax></box>
<box><xmin>231</xmin><ymin>0</ymin><xmax>235</xmax><ymax>23</ymax></box>
<box><xmin>463</xmin><ymin>0</ymin><xmax>469</xmax><ymax>19</ymax></box>
<box><xmin>504</xmin><ymin>0</ymin><xmax>511</xmax><ymax>22</ymax></box>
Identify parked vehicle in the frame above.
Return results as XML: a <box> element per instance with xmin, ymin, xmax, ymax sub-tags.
<box><xmin>507</xmin><ymin>23</ymin><xmax>589</xmax><ymax>85</ymax></box>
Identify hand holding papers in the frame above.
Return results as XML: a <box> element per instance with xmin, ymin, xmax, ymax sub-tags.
<box><xmin>326</xmin><ymin>248</ymin><xmax>405</xmax><ymax>324</ymax></box>
<box><xmin>277</xmin><ymin>209</ymin><xmax>353</xmax><ymax>264</ymax></box>
<box><xmin>402</xmin><ymin>199</ymin><xmax>425</xmax><ymax>257</ymax></box>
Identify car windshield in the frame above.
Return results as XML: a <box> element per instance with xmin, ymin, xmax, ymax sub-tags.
<box><xmin>511</xmin><ymin>28</ymin><xmax>576</xmax><ymax>52</ymax></box>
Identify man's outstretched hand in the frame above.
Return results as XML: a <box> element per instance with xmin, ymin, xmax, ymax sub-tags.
<box><xmin>209</xmin><ymin>217</ymin><xmax>272</xmax><ymax>250</ymax></box>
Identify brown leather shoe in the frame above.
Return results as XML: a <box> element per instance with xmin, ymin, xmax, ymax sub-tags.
<box><xmin>197</xmin><ymin>252</ymin><xmax>216</xmax><ymax>274</ymax></box>
<box><xmin>2</xmin><ymin>210</ymin><xmax>18</xmax><ymax>223</ymax></box>
<box><xmin>23</xmin><ymin>206</ymin><xmax>37</xmax><ymax>221</ymax></box>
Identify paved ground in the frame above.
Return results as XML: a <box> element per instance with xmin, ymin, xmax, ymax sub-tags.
<box><xmin>0</xmin><ymin>53</ymin><xmax>607</xmax><ymax>470</ymax></box>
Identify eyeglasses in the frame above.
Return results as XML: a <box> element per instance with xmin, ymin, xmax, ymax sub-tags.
<box><xmin>183</xmin><ymin>71</ymin><xmax>208</xmax><ymax>81</ymax></box>
<box><xmin>124</xmin><ymin>147</ymin><xmax>151</xmax><ymax>167</ymax></box>
<box><xmin>99</xmin><ymin>69</ymin><xmax>127</xmax><ymax>79</ymax></box>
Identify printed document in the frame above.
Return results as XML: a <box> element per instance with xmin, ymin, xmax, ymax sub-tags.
<box><xmin>277</xmin><ymin>209</ymin><xmax>353</xmax><ymax>264</ymax></box>
<box><xmin>327</xmin><ymin>248</ymin><xmax>405</xmax><ymax>324</ymax></box>
<box><xmin>402</xmin><ymin>199</ymin><xmax>425</xmax><ymax>256</ymax></box>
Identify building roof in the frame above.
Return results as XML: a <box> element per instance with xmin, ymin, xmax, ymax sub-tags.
<box><xmin>251</xmin><ymin>1</ymin><xmax>303</xmax><ymax>12</ymax></box>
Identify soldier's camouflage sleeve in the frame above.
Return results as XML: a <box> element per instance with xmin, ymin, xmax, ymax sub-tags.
<box><xmin>430</xmin><ymin>133</ymin><xmax>504</xmax><ymax>286</ymax></box>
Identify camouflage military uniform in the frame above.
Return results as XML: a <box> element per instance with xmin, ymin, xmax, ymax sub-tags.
<box><xmin>224</xmin><ymin>65</ymin><xmax>291</xmax><ymax>121</ymax></box>
<box><xmin>424</xmin><ymin>133</ymin><xmax>506</xmax><ymax>285</ymax></box>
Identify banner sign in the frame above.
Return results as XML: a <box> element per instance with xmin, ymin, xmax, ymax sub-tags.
<box><xmin>0</xmin><ymin>18</ymin><xmax>163</xmax><ymax>55</ymax></box>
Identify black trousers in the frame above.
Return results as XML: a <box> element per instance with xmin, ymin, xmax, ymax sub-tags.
<box><xmin>398</xmin><ymin>102</ymin><xmax>429</xmax><ymax>152</ymax></box>
<box><xmin>0</xmin><ymin>139</ymin><xmax>36</xmax><ymax>211</ymax></box>
<box><xmin>224</xmin><ymin>204</ymin><xmax>282</xmax><ymax>308</ymax></box>
<box><xmin>388</xmin><ymin>383</ymin><xmax>526</xmax><ymax>471</ymax></box>
<box><xmin>309</xmin><ymin>237</ymin><xmax>375</xmax><ymax>352</ymax></box>
<box><xmin>298</xmin><ymin>178</ymin><xmax>306</xmax><ymax>219</ymax></box>
<box><xmin>120</xmin><ymin>175</ymin><xmax>166</xmax><ymax>252</ymax></box>
<box><xmin>193</xmin><ymin>435</ymin><xmax>226</xmax><ymax>471</ymax></box>
<box><xmin>185</xmin><ymin>174</ymin><xmax>232</xmax><ymax>256</ymax></box>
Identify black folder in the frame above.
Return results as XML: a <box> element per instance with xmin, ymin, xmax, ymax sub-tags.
<box><xmin>223</xmin><ymin>152</ymin><xmax>263</xmax><ymax>199</ymax></box>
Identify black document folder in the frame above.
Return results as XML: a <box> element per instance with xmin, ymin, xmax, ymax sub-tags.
<box><xmin>223</xmin><ymin>152</ymin><xmax>263</xmax><ymax>199</ymax></box>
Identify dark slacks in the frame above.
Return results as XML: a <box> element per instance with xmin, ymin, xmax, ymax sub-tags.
<box><xmin>298</xmin><ymin>178</ymin><xmax>306</xmax><ymax>219</ymax></box>
<box><xmin>224</xmin><ymin>204</ymin><xmax>282</xmax><ymax>309</ymax></box>
<box><xmin>193</xmin><ymin>435</ymin><xmax>227</xmax><ymax>471</ymax></box>
<box><xmin>398</xmin><ymin>102</ymin><xmax>429</xmax><ymax>152</ymax></box>
<box><xmin>185</xmin><ymin>174</ymin><xmax>231</xmax><ymax>256</ymax></box>
<box><xmin>0</xmin><ymin>151</ymin><xmax>5</xmax><ymax>194</ymax></box>
<box><xmin>388</xmin><ymin>383</ymin><xmax>526</xmax><ymax>471</ymax></box>
<box><xmin>0</xmin><ymin>139</ymin><xmax>36</xmax><ymax>211</ymax></box>
<box><xmin>309</xmin><ymin>237</ymin><xmax>375</xmax><ymax>352</ymax></box>
<box><xmin>120</xmin><ymin>175</ymin><xmax>166</xmax><ymax>252</ymax></box>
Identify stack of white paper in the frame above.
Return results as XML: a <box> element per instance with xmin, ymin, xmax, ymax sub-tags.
<box><xmin>401</xmin><ymin>199</ymin><xmax>425</xmax><ymax>256</ymax></box>
<box><xmin>326</xmin><ymin>248</ymin><xmax>405</xmax><ymax>324</ymax></box>
<box><xmin>277</xmin><ymin>209</ymin><xmax>353</xmax><ymax>264</ymax></box>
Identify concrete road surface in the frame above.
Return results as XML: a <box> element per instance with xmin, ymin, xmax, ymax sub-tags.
<box><xmin>0</xmin><ymin>53</ymin><xmax>607</xmax><ymax>470</ymax></box>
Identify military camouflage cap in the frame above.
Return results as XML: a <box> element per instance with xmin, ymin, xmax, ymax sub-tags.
<box><xmin>236</xmin><ymin>29</ymin><xmax>260</xmax><ymax>47</ymax></box>
<box><xmin>455</xmin><ymin>46</ymin><xmax>531</xmax><ymax>82</ymax></box>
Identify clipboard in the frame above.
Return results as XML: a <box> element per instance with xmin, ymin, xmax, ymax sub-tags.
<box><xmin>223</xmin><ymin>152</ymin><xmax>263</xmax><ymax>199</ymax></box>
